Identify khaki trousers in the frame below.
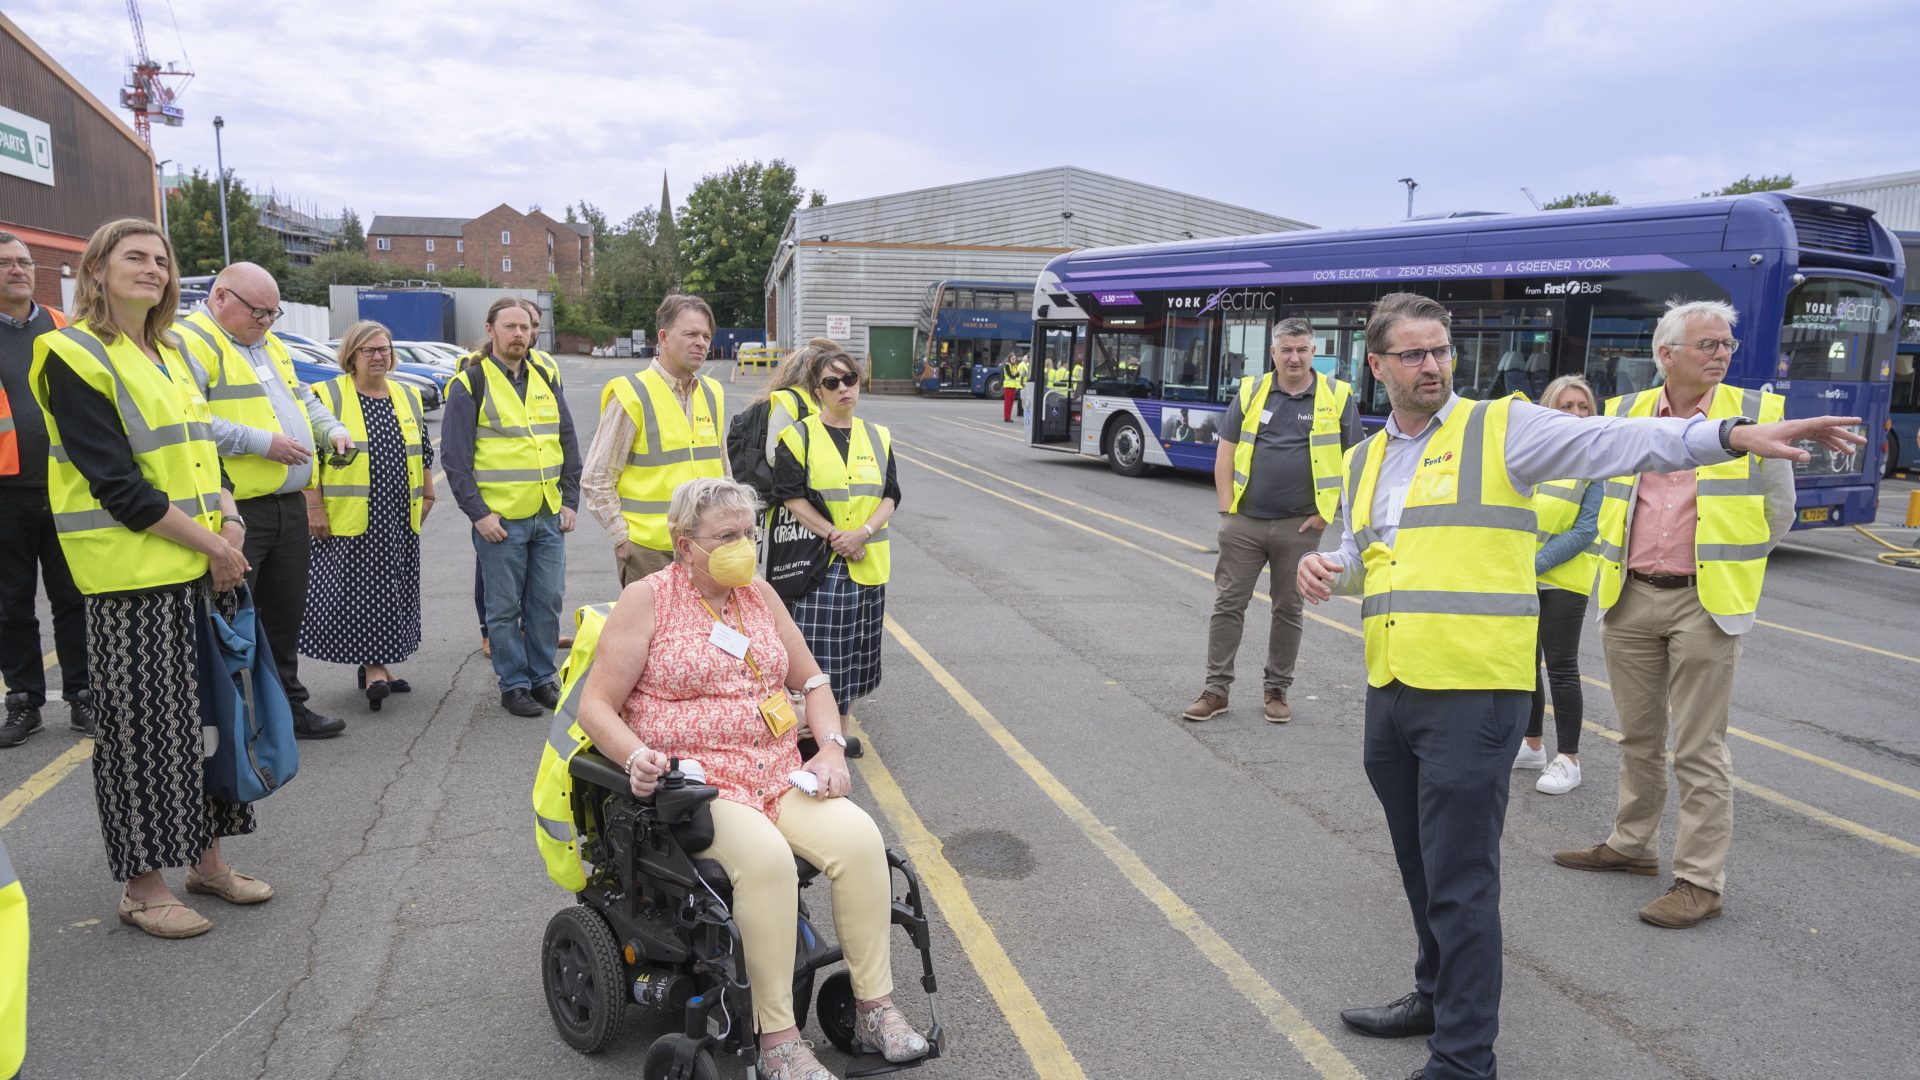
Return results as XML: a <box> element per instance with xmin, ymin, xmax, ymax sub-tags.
<box><xmin>700</xmin><ymin>791</ymin><xmax>895</xmax><ymax>1032</ymax></box>
<box><xmin>1600</xmin><ymin>577</ymin><xmax>1741</xmax><ymax>894</ymax></box>
<box><xmin>619</xmin><ymin>543</ymin><xmax>674</xmax><ymax>586</ymax></box>
<box><xmin>1205</xmin><ymin>513</ymin><xmax>1322</xmax><ymax>697</ymax></box>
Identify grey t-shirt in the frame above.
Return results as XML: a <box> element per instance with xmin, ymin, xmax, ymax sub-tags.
<box><xmin>1220</xmin><ymin>378</ymin><xmax>1364</xmax><ymax>520</ymax></box>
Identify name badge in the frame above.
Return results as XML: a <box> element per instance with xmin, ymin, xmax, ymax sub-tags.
<box><xmin>708</xmin><ymin>621</ymin><xmax>750</xmax><ymax>659</ymax></box>
<box><xmin>1259</xmin><ymin>409</ymin><xmax>1274</xmax><ymax>425</ymax></box>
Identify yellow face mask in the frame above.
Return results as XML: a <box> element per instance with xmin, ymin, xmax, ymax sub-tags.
<box><xmin>691</xmin><ymin>536</ymin><xmax>756</xmax><ymax>588</ymax></box>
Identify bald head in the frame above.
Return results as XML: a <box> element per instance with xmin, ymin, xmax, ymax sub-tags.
<box><xmin>209</xmin><ymin>262</ymin><xmax>282</xmax><ymax>344</ymax></box>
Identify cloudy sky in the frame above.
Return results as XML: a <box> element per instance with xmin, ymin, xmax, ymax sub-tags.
<box><xmin>12</xmin><ymin>0</ymin><xmax>1919</xmax><ymax>231</ymax></box>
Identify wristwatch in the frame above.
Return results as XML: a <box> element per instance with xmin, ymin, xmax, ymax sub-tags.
<box><xmin>221</xmin><ymin>514</ymin><xmax>245</xmax><ymax>528</ymax></box>
<box><xmin>1718</xmin><ymin>416</ymin><xmax>1755</xmax><ymax>456</ymax></box>
<box><xmin>802</xmin><ymin>673</ymin><xmax>831</xmax><ymax>693</ymax></box>
<box><xmin>822</xmin><ymin>732</ymin><xmax>849</xmax><ymax>749</ymax></box>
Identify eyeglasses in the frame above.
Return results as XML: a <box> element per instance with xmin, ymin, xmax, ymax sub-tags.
<box><xmin>1378</xmin><ymin>344</ymin><xmax>1455</xmax><ymax>367</ymax></box>
<box><xmin>0</xmin><ymin>258</ymin><xmax>34</xmax><ymax>272</ymax></box>
<box><xmin>221</xmin><ymin>286</ymin><xmax>283</xmax><ymax>323</ymax></box>
<box><xmin>819</xmin><ymin>375</ymin><xmax>859</xmax><ymax>391</ymax></box>
<box><xmin>1677</xmin><ymin>338</ymin><xmax>1740</xmax><ymax>355</ymax></box>
<box><xmin>694</xmin><ymin>526</ymin><xmax>763</xmax><ymax>546</ymax></box>
<box><xmin>356</xmin><ymin>345</ymin><xmax>393</xmax><ymax>358</ymax></box>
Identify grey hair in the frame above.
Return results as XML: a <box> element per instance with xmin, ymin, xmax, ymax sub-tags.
<box><xmin>1365</xmin><ymin>292</ymin><xmax>1452</xmax><ymax>356</ymax></box>
<box><xmin>1273</xmin><ymin>317</ymin><xmax>1313</xmax><ymax>339</ymax></box>
<box><xmin>1652</xmin><ymin>299</ymin><xmax>1739</xmax><ymax>373</ymax></box>
<box><xmin>1539</xmin><ymin>374</ymin><xmax>1597</xmax><ymax>414</ymax></box>
<box><xmin>666</xmin><ymin>477</ymin><xmax>763</xmax><ymax>549</ymax></box>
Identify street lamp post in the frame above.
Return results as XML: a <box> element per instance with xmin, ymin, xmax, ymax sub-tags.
<box><xmin>1397</xmin><ymin>177</ymin><xmax>1419</xmax><ymax>220</ymax></box>
<box><xmin>155</xmin><ymin>159</ymin><xmax>172</xmax><ymax>234</ymax></box>
<box><xmin>213</xmin><ymin>116</ymin><xmax>232</xmax><ymax>265</ymax></box>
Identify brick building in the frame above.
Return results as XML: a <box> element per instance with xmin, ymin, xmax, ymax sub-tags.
<box><xmin>368</xmin><ymin>204</ymin><xmax>592</xmax><ymax>290</ymax></box>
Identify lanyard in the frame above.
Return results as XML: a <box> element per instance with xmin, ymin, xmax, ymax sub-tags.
<box><xmin>696</xmin><ymin>591</ymin><xmax>770</xmax><ymax>690</ymax></box>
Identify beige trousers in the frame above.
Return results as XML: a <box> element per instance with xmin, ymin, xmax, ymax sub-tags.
<box><xmin>698</xmin><ymin>790</ymin><xmax>895</xmax><ymax>1032</ymax></box>
<box><xmin>1600</xmin><ymin>577</ymin><xmax>1741</xmax><ymax>894</ymax></box>
<box><xmin>619</xmin><ymin>543</ymin><xmax>674</xmax><ymax>586</ymax></box>
<box><xmin>1205</xmin><ymin>513</ymin><xmax>1322</xmax><ymax>697</ymax></box>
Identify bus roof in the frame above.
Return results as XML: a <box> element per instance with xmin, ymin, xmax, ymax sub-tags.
<box><xmin>928</xmin><ymin>279</ymin><xmax>1033</xmax><ymax>289</ymax></box>
<box><xmin>1041</xmin><ymin>193</ymin><xmax>1898</xmax><ymax>286</ymax></box>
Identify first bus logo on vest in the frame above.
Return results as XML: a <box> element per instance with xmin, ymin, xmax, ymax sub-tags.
<box><xmin>1422</xmin><ymin>450</ymin><xmax>1455</xmax><ymax>468</ymax></box>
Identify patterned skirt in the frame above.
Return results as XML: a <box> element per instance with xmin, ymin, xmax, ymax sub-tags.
<box><xmin>788</xmin><ymin>559</ymin><xmax>885</xmax><ymax>713</ymax></box>
<box><xmin>86</xmin><ymin>585</ymin><xmax>255</xmax><ymax>882</ymax></box>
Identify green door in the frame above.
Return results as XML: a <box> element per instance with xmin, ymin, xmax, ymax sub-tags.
<box><xmin>868</xmin><ymin>326</ymin><xmax>915</xmax><ymax>380</ymax></box>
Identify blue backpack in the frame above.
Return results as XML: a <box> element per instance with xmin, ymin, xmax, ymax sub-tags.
<box><xmin>201</xmin><ymin>587</ymin><xmax>299</xmax><ymax>804</ymax></box>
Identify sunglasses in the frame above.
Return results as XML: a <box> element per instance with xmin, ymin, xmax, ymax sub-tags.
<box><xmin>326</xmin><ymin>446</ymin><xmax>363</xmax><ymax>468</ymax></box>
<box><xmin>819</xmin><ymin>375</ymin><xmax>859</xmax><ymax>391</ymax></box>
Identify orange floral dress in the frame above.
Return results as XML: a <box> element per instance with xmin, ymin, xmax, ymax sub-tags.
<box><xmin>624</xmin><ymin>563</ymin><xmax>801</xmax><ymax>821</ymax></box>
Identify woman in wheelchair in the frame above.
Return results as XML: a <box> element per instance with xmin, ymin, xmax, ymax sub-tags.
<box><xmin>574</xmin><ymin>477</ymin><xmax>931</xmax><ymax>1080</ymax></box>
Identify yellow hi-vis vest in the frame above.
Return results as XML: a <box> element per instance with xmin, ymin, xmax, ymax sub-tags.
<box><xmin>30</xmin><ymin>324</ymin><xmax>223</xmax><ymax>595</ymax></box>
<box><xmin>1344</xmin><ymin>396</ymin><xmax>1538</xmax><ymax>690</ymax></box>
<box><xmin>1230</xmin><ymin>371</ymin><xmax>1353</xmax><ymax>521</ymax></box>
<box><xmin>1003</xmin><ymin>360</ymin><xmax>1027</xmax><ymax>390</ymax></box>
<box><xmin>1593</xmin><ymin>382</ymin><xmax>1785</xmax><ymax>616</ymax></box>
<box><xmin>0</xmin><ymin>843</ymin><xmax>23</xmax><ymax>1080</ymax></box>
<box><xmin>777</xmin><ymin>415</ymin><xmax>894</xmax><ymax>586</ymax></box>
<box><xmin>601</xmin><ymin>369</ymin><xmax>726</xmax><ymax>551</ymax></box>
<box><xmin>174</xmin><ymin>311</ymin><xmax>303</xmax><ymax>500</ymax></box>
<box><xmin>453</xmin><ymin>353</ymin><xmax>564</xmax><ymax>520</ymax></box>
<box><xmin>313</xmin><ymin>376</ymin><xmax>427</xmax><ymax>536</ymax></box>
<box><xmin>533</xmin><ymin>603</ymin><xmax>616</xmax><ymax>892</ymax></box>
<box><xmin>1532</xmin><ymin>479</ymin><xmax>1600</xmax><ymax>595</ymax></box>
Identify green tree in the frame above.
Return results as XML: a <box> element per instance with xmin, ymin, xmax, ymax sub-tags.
<box><xmin>1700</xmin><ymin>173</ymin><xmax>1794</xmax><ymax>197</ymax></box>
<box><xmin>164</xmin><ymin>168</ymin><xmax>288</xmax><ymax>282</ymax></box>
<box><xmin>1541</xmin><ymin>190</ymin><xmax>1619</xmax><ymax>210</ymax></box>
<box><xmin>338</xmin><ymin>209</ymin><xmax>366</xmax><ymax>254</ymax></box>
<box><xmin>590</xmin><ymin>207</ymin><xmax>680</xmax><ymax>336</ymax></box>
<box><xmin>283</xmin><ymin>250</ymin><xmax>393</xmax><ymax>306</ymax></box>
<box><xmin>678</xmin><ymin>160</ymin><xmax>820</xmax><ymax>326</ymax></box>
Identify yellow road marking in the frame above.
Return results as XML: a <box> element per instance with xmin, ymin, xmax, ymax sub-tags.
<box><xmin>852</xmin><ymin>733</ymin><xmax>1088</xmax><ymax>1079</ymax></box>
<box><xmin>933</xmin><ymin>416</ymin><xmax>1024</xmax><ymax>443</ymax></box>
<box><xmin>0</xmin><ymin>742</ymin><xmax>92</xmax><ymax>831</ymax></box>
<box><xmin>899</xmin><ymin>451</ymin><xmax>1920</xmax><ymax>858</ymax></box>
<box><xmin>1752</xmin><ymin>617</ymin><xmax>1920</xmax><ymax>666</ymax></box>
<box><xmin>886</xmin><ymin>616</ymin><xmax>1365</xmax><ymax>1080</ymax></box>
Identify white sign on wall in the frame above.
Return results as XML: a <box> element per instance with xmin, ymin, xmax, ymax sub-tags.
<box><xmin>0</xmin><ymin>105</ymin><xmax>54</xmax><ymax>187</ymax></box>
<box><xmin>825</xmin><ymin>314</ymin><xmax>851</xmax><ymax>339</ymax></box>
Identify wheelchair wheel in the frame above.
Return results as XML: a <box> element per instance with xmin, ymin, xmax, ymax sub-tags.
<box><xmin>816</xmin><ymin>970</ymin><xmax>857</xmax><ymax>1053</ymax></box>
<box><xmin>642</xmin><ymin>1033</ymin><xmax>718</xmax><ymax>1080</ymax></box>
<box><xmin>541</xmin><ymin>906</ymin><xmax>626</xmax><ymax>1054</ymax></box>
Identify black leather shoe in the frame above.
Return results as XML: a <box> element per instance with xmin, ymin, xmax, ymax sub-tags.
<box><xmin>1340</xmin><ymin>991</ymin><xmax>1434</xmax><ymax>1039</ymax></box>
<box><xmin>529</xmin><ymin>682</ymin><xmax>561</xmax><ymax>710</ymax></box>
<box><xmin>67</xmin><ymin>690</ymin><xmax>99</xmax><ymax>738</ymax></box>
<box><xmin>0</xmin><ymin>694</ymin><xmax>42</xmax><ymax>748</ymax></box>
<box><xmin>501</xmin><ymin>688</ymin><xmax>543</xmax><ymax>717</ymax></box>
<box><xmin>292</xmin><ymin>705</ymin><xmax>347</xmax><ymax>740</ymax></box>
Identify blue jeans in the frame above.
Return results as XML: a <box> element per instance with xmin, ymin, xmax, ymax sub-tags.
<box><xmin>471</xmin><ymin>510</ymin><xmax>565</xmax><ymax>692</ymax></box>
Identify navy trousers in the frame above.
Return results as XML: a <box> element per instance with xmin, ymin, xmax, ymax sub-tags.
<box><xmin>1363</xmin><ymin>681</ymin><xmax>1527</xmax><ymax>1080</ymax></box>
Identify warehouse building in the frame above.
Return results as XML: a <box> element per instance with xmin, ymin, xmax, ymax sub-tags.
<box><xmin>0</xmin><ymin>12</ymin><xmax>159</xmax><ymax>310</ymax></box>
<box><xmin>1793</xmin><ymin>170</ymin><xmax>1920</xmax><ymax>231</ymax></box>
<box><xmin>764</xmin><ymin>166</ymin><xmax>1309</xmax><ymax>383</ymax></box>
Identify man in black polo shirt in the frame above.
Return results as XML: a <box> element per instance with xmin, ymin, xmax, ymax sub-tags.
<box><xmin>1184</xmin><ymin>317</ymin><xmax>1362</xmax><ymax>725</ymax></box>
<box><xmin>0</xmin><ymin>232</ymin><xmax>94</xmax><ymax>746</ymax></box>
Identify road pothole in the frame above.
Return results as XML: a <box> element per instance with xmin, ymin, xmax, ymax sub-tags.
<box><xmin>941</xmin><ymin>829</ymin><xmax>1036</xmax><ymax>880</ymax></box>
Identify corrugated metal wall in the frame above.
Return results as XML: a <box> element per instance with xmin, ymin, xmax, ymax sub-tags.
<box><xmin>0</xmin><ymin>23</ymin><xmax>156</xmax><ymax>240</ymax></box>
<box><xmin>789</xmin><ymin>247</ymin><xmax>1052</xmax><ymax>358</ymax></box>
<box><xmin>1793</xmin><ymin>172</ymin><xmax>1920</xmax><ymax>232</ymax></box>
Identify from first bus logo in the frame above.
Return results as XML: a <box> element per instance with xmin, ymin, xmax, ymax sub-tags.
<box><xmin>1422</xmin><ymin>450</ymin><xmax>1454</xmax><ymax>468</ymax></box>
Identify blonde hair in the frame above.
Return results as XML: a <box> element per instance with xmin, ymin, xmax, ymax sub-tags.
<box><xmin>336</xmin><ymin>320</ymin><xmax>393</xmax><ymax>376</ymax></box>
<box><xmin>73</xmin><ymin>218</ymin><xmax>180</xmax><ymax>348</ymax></box>
<box><xmin>666</xmin><ymin>477</ymin><xmax>763</xmax><ymax>551</ymax></box>
<box><xmin>1540</xmin><ymin>374</ymin><xmax>1597</xmax><ymax>414</ymax></box>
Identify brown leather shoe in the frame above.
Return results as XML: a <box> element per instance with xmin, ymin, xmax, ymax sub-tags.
<box><xmin>1181</xmin><ymin>691</ymin><xmax>1228</xmax><ymax>722</ymax></box>
<box><xmin>1552</xmin><ymin>842</ymin><xmax>1659</xmax><ymax>876</ymax></box>
<box><xmin>1263</xmin><ymin>689</ymin><xmax>1292</xmax><ymax>724</ymax></box>
<box><xmin>1639</xmin><ymin>879</ymin><xmax>1722</xmax><ymax>928</ymax></box>
<box><xmin>186</xmin><ymin>867</ymin><xmax>274</xmax><ymax>905</ymax></box>
<box><xmin>118</xmin><ymin>893</ymin><xmax>212</xmax><ymax>939</ymax></box>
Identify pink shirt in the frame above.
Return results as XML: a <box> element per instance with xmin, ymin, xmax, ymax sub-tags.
<box><xmin>623</xmin><ymin>563</ymin><xmax>801</xmax><ymax>821</ymax></box>
<box><xmin>1625</xmin><ymin>389</ymin><xmax>1704</xmax><ymax>576</ymax></box>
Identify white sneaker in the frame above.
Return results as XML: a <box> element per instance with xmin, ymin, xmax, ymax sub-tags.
<box><xmin>1536</xmin><ymin>754</ymin><xmax>1582</xmax><ymax>795</ymax></box>
<box><xmin>1513</xmin><ymin>743</ymin><xmax>1549</xmax><ymax>770</ymax></box>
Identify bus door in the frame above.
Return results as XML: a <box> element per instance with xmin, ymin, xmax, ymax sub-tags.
<box><xmin>1033</xmin><ymin>322</ymin><xmax>1085</xmax><ymax>448</ymax></box>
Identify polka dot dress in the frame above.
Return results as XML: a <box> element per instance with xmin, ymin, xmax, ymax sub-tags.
<box><xmin>299</xmin><ymin>393</ymin><xmax>431</xmax><ymax>666</ymax></box>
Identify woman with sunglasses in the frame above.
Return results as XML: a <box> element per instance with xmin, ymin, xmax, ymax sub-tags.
<box><xmin>771</xmin><ymin>341</ymin><xmax>900</xmax><ymax>732</ymax></box>
<box><xmin>300</xmin><ymin>321</ymin><xmax>436</xmax><ymax>710</ymax></box>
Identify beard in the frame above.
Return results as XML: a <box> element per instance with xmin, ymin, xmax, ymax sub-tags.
<box><xmin>1385</xmin><ymin>374</ymin><xmax>1450</xmax><ymax>414</ymax></box>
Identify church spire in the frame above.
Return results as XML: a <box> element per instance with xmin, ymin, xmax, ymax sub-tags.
<box><xmin>659</xmin><ymin>172</ymin><xmax>673</xmax><ymax>229</ymax></box>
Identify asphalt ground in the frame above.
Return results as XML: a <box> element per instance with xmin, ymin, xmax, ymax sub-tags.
<box><xmin>4</xmin><ymin>356</ymin><xmax>1918</xmax><ymax>1080</ymax></box>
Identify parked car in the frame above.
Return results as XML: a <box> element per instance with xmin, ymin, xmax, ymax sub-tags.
<box><xmin>398</xmin><ymin>340</ymin><xmax>468</xmax><ymax>367</ymax></box>
<box><xmin>284</xmin><ymin>341</ymin><xmax>444</xmax><ymax>411</ymax></box>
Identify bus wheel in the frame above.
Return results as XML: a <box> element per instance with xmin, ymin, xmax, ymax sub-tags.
<box><xmin>987</xmin><ymin>375</ymin><xmax>1004</xmax><ymax>397</ymax></box>
<box><xmin>1107</xmin><ymin>415</ymin><xmax>1148</xmax><ymax>477</ymax></box>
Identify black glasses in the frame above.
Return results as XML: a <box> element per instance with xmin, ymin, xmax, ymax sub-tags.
<box><xmin>1378</xmin><ymin>344</ymin><xmax>1455</xmax><ymax>367</ymax></box>
<box><xmin>356</xmin><ymin>345</ymin><xmax>393</xmax><ymax>358</ymax></box>
<box><xmin>221</xmin><ymin>286</ymin><xmax>283</xmax><ymax>323</ymax></box>
<box><xmin>1677</xmin><ymin>338</ymin><xmax>1740</xmax><ymax>355</ymax></box>
<box><xmin>326</xmin><ymin>446</ymin><xmax>362</xmax><ymax>468</ymax></box>
<box><xmin>819</xmin><ymin>375</ymin><xmax>859</xmax><ymax>391</ymax></box>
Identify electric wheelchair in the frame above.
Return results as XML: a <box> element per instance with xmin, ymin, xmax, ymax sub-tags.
<box><xmin>540</xmin><ymin>742</ymin><xmax>946</xmax><ymax>1080</ymax></box>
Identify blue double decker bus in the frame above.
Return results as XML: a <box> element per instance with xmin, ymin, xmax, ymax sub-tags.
<box><xmin>1027</xmin><ymin>193</ymin><xmax>1902</xmax><ymax>529</ymax></box>
<box><xmin>914</xmin><ymin>279</ymin><xmax>1034</xmax><ymax>396</ymax></box>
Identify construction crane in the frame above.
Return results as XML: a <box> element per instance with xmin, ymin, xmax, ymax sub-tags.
<box><xmin>118</xmin><ymin>0</ymin><xmax>192</xmax><ymax>147</ymax></box>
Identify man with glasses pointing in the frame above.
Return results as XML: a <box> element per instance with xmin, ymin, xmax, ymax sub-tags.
<box><xmin>179</xmin><ymin>262</ymin><xmax>351</xmax><ymax>739</ymax></box>
<box><xmin>1297</xmin><ymin>293</ymin><xmax>1857</xmax><ymax>1080</ymax></box>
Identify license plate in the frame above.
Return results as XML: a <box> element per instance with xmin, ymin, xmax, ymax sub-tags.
<box><xmin>1799</xmin><ymin>507</ymin><xmax>1831</xmax><ymax>523</ymax></box>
